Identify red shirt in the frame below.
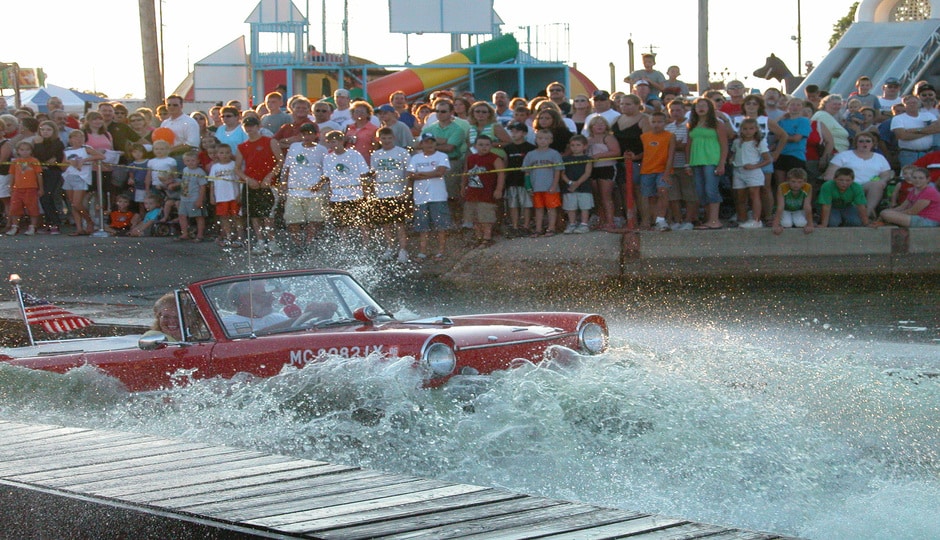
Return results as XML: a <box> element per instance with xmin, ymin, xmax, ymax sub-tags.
<box><xmin>464</xmin><ymin>151</ymin><xmax>500</xmax><ymax>203</ymax></box>
<box><xmin>237</xmin><ymin>136</ymin><xmax>278</xmax><ymax>182</ymax></box>
<box><xmin>11</xmin><ymin>157</ymin><xmax>42</xmax><ymax>189</ymax></box>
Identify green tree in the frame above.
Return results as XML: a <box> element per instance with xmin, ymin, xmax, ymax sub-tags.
<box><xmin>830</xmin><ymin>2</ymin><xmax>859</xmax><ymax>49</ymax></box>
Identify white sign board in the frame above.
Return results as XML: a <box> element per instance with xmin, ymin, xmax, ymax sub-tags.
<box><xmin>389</xmin><ymin>0</ymin><xmax>497</xmax><ymax>34</ymax></box>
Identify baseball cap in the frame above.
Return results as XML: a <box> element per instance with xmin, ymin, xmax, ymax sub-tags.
<box><xmin>916</xmin><ymin>83</ymin><xmax>936</xmax><ymax>94</ymax></box>
<box><xmin>507</xmin><ymin>122</ymin><xmax>528</xmax><ymax>132</ymax></box>
<box><xmin>593</xmin><ymin>90</ymin><xmax>610</xmax><ymax>101</ymax></box>
<box><xmin>376</xmin><ymin>104</ymin><xmax>396</xmax><ymax>113</ymax></box>
<box><xmin>299</xmin><ymin>122</ymin><xmax>318</xmax><ymax>133</ymax></box>
<box><xmin>420</xmin><ymin>132</ymin><xmax>436</xmax><ymax>141</ymax></box>
<box><xmin>241</xmin><ymin>116</ymin><xmax>260</xmax><ymax>126</ymax></box>
<box><xmin>884</xmin><ymin>77</ymin><xmax>901</xmax><ymax>86</ymax></box>
<box><xmin>634</xmin><ymin>80</ymin><xmax>650</xmax><ymax>86</ymax></box>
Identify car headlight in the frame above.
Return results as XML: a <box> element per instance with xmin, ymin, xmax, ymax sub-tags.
<box><xmin>578</xmin><ymin>322</ymin><xmax>608</xmax><ymax>355</ymax></box>
<box><xmin>423</xmin><ymin>342</ymin><xmax>456</xmax><ymax>378</ymax></box>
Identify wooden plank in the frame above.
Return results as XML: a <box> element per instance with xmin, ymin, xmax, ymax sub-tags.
<box><xmin>283</xmin><ymin>489</ymin><xmax>534</xmax><ymax>535</ymax></box>
<box><xmin>684</xmin><ymin>531</ymin><xmax>782</xmax><ymax>540</ymax></box>
<box><xmin>370</xmin><ymin>506</ymin><xmax>641</xmax><ymax>540</ymax></box>
<box><xmin>83</xmin><ymin>455</ymin><xmax>297</xmax><ymax>498</ymax></box>
<box><xmin>0</xmin><ymin>437</ymin><xmax>196</xmax><ymax>476</ymax></box>
<box><xmin>246</xmin><ymin>483</ymin><xmax>491</xmax><ymax>531</ymax></box>
<box><xmin>7</xmin><ymin>442</ymin><xmax>228</xmax><ymax>482</ymax></box>
<box><xmin>0</xmin><ymin>432</ymin><xmax>165</xmax><ymax>465</ymax></box>
<box><xmin>11</xmin><ymin>445</ymin><xmax>253</xmax><ymax>485</ymax></box>
<box><xmin>318</xmin><ymin>496</ymin><xmax>569</xmax><ymax>540</ymax></box>
<box><xmin>542</xmin><ymin>520</ymin><xmax>726</xmax><ymax>539</ymax></box>
<box><xmin>452</xmin><ymin>512</ymin><xmax>685</xmax><ymax>540</ymax></box>
<box><xmin>143</xmin><ymin>462</ymin><xmax>353</xmax><ymax>508</ymax></box>
<box><xmin>182</xmin><ymin>471</ymin><xmax>417</xmax><ymax>519</ymax></box>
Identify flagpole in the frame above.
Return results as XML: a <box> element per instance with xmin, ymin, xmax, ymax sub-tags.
<box><xmin>92</xmin><ymin>162</ymin><xmax>109</xmax><ymax>237</ymax></box>
<box><xmin>8</xmin><ymin>274</ymin><xmax>36</xmax><ymax>347</ymax></box>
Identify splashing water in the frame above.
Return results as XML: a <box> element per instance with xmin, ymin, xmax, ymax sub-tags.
<box><xmin>0</xmin><ymin>308</ymin><xmax>936</xmax><ymax>540</ymax></box>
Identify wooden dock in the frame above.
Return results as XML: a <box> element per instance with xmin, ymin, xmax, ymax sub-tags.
<box><xmin>0</xmin><ymin>420</ymin><xmax>794</xmax><ymax>539</ymax></box>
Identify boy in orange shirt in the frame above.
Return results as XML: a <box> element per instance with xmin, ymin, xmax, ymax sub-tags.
<box><xmin>6</xmin><ymin>141</ymin><xmax>43</xmax><ymax>236</ymax></box>
<box><xmin>639</xmin><ymin>112</ymin><xmax>675</xmax><ymax>231</ymax></box>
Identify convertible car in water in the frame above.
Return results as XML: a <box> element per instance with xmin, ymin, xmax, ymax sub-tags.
<box><xmin>1</xmin><ymin>270</ymin><xmax>608</xmax><ymax>392</ymax></box>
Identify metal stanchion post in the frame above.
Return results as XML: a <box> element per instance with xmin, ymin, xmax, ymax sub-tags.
<box><xmin>91</xmin><ymin>161</ymin><xmax>109</xmax><ymax>237</ymax></box>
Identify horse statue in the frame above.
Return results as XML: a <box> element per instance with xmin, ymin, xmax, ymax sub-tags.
<box><xmin>753</xmin><ymin>54</ymin><xmax>805</xmax><ymax>94</ymax></box>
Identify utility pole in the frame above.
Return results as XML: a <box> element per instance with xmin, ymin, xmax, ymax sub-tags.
<box><xmin>139</xmin><ymin>0</ymin><xmax>164</xmax><ymax>105</ymax></box>
<box><xmin>697</xmin><ymin>0</ymin><xmax>709</xmax><ymax>94</ymax></box>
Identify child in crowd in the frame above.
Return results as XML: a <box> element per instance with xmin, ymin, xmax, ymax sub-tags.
<box><xmin>664</xmin><ymin>99</ymin><xmax>698</xmax><ymax>230</ymax></box>
<box><xmin>730</xmin><ymin>117</ymin><xmax>771</xmax><ymax>228</ymax></box>
<box><xmin>145</xmin><ymin>140</ymin><xmax>178</xmax><ymax>220</ymax></box>
<box><xmin>178</xmin><ymin>150</ymin><xmax>208</xmax><ymax>242</ymax></box>
<box><xmin>561</xmin><ymin>134</ymin><xmax>593</xmax><ymax>234</ymax></box>
<box><xmin>462</xmin><ymin>134</ymin><xmax>505</xmax><ymax>246</ymax></box>
<box><xmin>522</xmin><ymin>129</ymin><xmax>564</xmax><ymax>237</ymax></box>
<box><xmin>106</xmin><ymin>193</ymin><xmax>138</xmax><ymax>236</ymax></box>
<box><xmin>407</xmin><ymin>132</ymin><xmax>452</xmax><ymax>259</ymax></box>
<box><xmin>129</xmin><ymin>194</ymin><xmax>163</xmax><ymax>237</ymax></box>
<box><xmin>818</xmin><ymin>167</ymin><xmax>869</xmax><ymax>227</ymax></box>
<box><xmin>208</xmin><ymin>143</ymin><xmax>244</xmax><ymax>247</ymax></box>
<box><xmin>370</xmin><ymin>126</ymin><xmax>412</xmax><ymax>261</ymax></box>
<box><xmin>876</xmin><ymin>166</ymin><xmax>940</xmax><ymax>228</ymax></box>
<box><xmin>502</xmin><ymin>122</ymin><xmax>536</xmax><ymax>236</ymax></box>
<box><xmin>281</xmin><ymin>123</ymin><xmax>329</xmax><ymax>254</ymax></box>
<box><xmin>322</xmin><ymin>129</ymin><xmax>370</xmax><ymax>237</ymax></box>
<box><xmin>127</xmin><ymin>143</ymin><xmax>150</xmax><ymax>216</ymax></box>
<box><xmin>639</xmin><ymin>111</ymin><xmax>676</xmax><ymax>231</ymax></box>
<box><xmin>772</xmin><ymin>168</ymin><xmax>814</xmax><ymax>235</ymax></box>
<box><xmin>5</xmin><ymin>141</ymin><xmax>43</xmax><ymax>236</ymax></box>
<box><xmin>62</xmin><ymin>129</ymin><xmax>102</xmax><ymax>236</ymax></box>
<box><xmin>512</xmin><ymin>106</ymin><xmax>536</xmax><ymax>144</ymax></box>
<box><xmin>586</xmin><ymin>116</ymin><xmax>620</xmax><ymax>231</ymax></box>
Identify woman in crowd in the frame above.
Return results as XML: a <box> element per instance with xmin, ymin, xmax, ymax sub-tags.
<box><xmin>822</xmin><ymin>131</ymin><xmax>892</xmax><ymax>218</ymax></box>
<box><xmin>612</xmin><ymin>94</ymin><xmax>651</xmax><ymax>223</ymax></box>
<box><xmin>191</xmin><ymin>111</ymin><xmax>210</xmax><ymax>139</ymax></box>
<box><xmin>33</xmin><ymin>121</ymin><xmax>66</xmax><ymax>234</ymax></box>
<box><xmin>532</xmin><ymin>107</ymin><xmax>572</xmax><ymax>154</ymax></box>
<box><xmin>812</xmin><ymin>94</ymin><xmax>850</xmax><ymax>155</ymax></box>
<box><xmin>127</xmin><ymin>112</ymin><xmax>154</xmax><ymax>146</ymax></box>
<box><xmin>345</xmin><ymin>101</ymin><xmax>378</xmax><ymax>165</ymax></box>
<box><xmin>569</xmin><ymin>94</ymin><xmax>593</xmax><ymax>134</ymax></box>
<box><xmin>688</xmin><ymin>97</ymin><xmax>729</xmax><ymax>229</ymax></box>
<box><xmin>467</xmin><ymin>101</ymin><xmax>509</xmax><ymax>153</ymax></box>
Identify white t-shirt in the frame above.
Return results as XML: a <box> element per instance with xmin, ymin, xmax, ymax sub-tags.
<box><xmin>580</xmin><ymin>109</ymin><xmax>620</xmax><ymax>136</ymax></box>
<box><xmin>830</xmin><ymin>150</ymin><xmax>891</xmax><ymax>184</ymax></box>
<box><xmin>161</xmin><ymin>114</ymin><xmax>201</xmax><ymax>148</ymax></box>
<box><xmin>63</xmin><ymin>145</ymin><xmax>93</xmax><ymax>185</ymax></box>
<box><xmin>283</xmin><ymin>142</ymin><xmax>328</xmax><ymax>198</ymax></box>
<box><xmin>147</xmin><ymin>156</ymin><xmax>178</xmax><ymax>188</ymax></box>
<box><xmin>407</xmin><ymin>151</ymin><xmax>450</xmax><ymax>205</ymax></box>
<box><xmin>371</xmin><ymin>146</ymin><xmax>410</xmax><ymax>199</ymax></box>
<box><xmin>209</xmin><ymin>161</ymin><xmax>240</xmax><ymax>202</ymax></box>
<box><xmin>323</xmin><ymin>150</ymin><xmax>369</xmax><ymax>202</ymax></box>
<box><xmin>891</xmin><ymin>112</ymin><xmax>935</xmax><ymax>151</ymax></box>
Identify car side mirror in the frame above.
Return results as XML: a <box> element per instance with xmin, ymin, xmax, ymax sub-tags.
<box><xmin>138</xmin><ymin>332</ymin><xmax>168</xmax><ymax>350</ymax></box>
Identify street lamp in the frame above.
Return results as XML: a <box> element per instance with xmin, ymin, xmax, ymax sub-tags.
<box><xmin>791</xmin><ymin>0</ymin><xmax>803</xmax><ymax>76</ymax></box>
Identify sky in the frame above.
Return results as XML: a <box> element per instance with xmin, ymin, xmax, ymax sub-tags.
<box><xmin>2</xmin><ymin>0</ymin><xmax>858</xmax><ymax>101</ymax></box>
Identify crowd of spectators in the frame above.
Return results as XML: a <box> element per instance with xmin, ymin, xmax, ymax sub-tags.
<box><xmin>1</xmin><ymin>54</ymin><xmax>938</xmax><ymax>258</ymax></box>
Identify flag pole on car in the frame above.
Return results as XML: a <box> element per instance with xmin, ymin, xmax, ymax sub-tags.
<box><xmin>9</xmin><ymin>274</ymin><xmax>36</xmax><ymax>347</ymax></box>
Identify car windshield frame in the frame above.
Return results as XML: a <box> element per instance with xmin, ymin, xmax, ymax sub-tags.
<box><xmin>202</xmin><ymin>272</ymin><xmax>389</xmax><ymax>339</ymax></box>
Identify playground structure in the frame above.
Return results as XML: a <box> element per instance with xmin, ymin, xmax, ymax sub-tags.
<box><xmin>182</xmin><ymin>0</ymin><xmax>597</xmax><ymax>107</ymax></box>
<box><xmin>796</xmin><ymin>0</ymin><xmax>940</xmax><ymax>96</ymax></box>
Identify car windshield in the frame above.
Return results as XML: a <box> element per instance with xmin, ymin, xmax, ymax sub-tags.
<box><xmin>203</xmin><ymin>273</ymin><xmax>387</xmax><ymax>338</ymax></box>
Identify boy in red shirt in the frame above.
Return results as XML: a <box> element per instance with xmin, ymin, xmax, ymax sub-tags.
<box><xmin>6</xmin><ymin>141</ymin><xmax>43</xmax><ymax>236</ymax></box>
<box><xmin>462</xmin><ymin>135</ymin><xmax>505</xmax><ymax>246</ymax></box>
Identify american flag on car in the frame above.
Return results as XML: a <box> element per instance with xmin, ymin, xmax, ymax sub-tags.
<box><xmin>20</xmin><ymin>292</ymin><xmax>94</xmax><ymax>333</ymax></box>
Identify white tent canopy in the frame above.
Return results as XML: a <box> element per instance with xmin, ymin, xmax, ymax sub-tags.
<box><xmin>13</xmin><ymin>84</ymin><xmax>104</xmax><ymax>114</ymax></box>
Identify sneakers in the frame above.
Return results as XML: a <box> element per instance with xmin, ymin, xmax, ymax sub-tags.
<box><xmin>267</xmin><ymin>240</ymin><xmax>283</xmax><ymax>255</ymax></box>
<box><xmin>5</xmin><ymin>225</ymin><xmax>17</xmax><ymax>236</ymax></box>
<box><xmin>575</xmin><ymin>223</ymin><xmax>590</xmax><ymax>234</ymax></box>
<box><xmin>678</xmin><ymin>222</ymin><xmax>694</xmax><ymax>231</ymax></box>
<box><xmin>24</xmin><ymin>226</ymin><xmax>36</xmax><ymax>236</ymax></box>
<box><xmin>654</xmin><ymin>220</ymin><xmax>670</xmax><ymax>232</ymax></box>
<box><xmin>416</xmin><ymin>252</ymin><xmax>428</xmax><ymax>260</ymax></box>
<box><xmin>739</xmin><ymin>220</ymin><xmax>764</xmax><ymax>229</ymax></box>
<box><xmin>563</xmin><ymin>223</ymin><xmax>577</xmax><ymax>234</ymax></box>
<box><xmin>251</xmin><ymin>241</ymin><xmax>267</xmax><ymax>254</ymax></box>
<box><xmin>50</xmin><ymin>226</ymin><xmax>60</xmax><ymax>235</ymax></box>
<box><xmin>397</xmin><ymin>248</ymin><xmax>409</xmax><ymax>263</ymax></box>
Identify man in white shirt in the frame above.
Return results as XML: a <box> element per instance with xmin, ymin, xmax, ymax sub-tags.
<box><xmin>160</xmin><ymin>94</ymin><xmax>201</xmax><ymax>155</ymax></box>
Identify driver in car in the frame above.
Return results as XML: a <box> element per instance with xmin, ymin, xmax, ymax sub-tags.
<box><xmin>222</xmin><ymin>281</ymin><xmax>336</xmax><ymax>336</ymax></box>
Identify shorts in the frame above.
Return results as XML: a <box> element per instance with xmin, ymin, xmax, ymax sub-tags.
<box><xmin>640</xmin><ymin>173</ymin><xmax>670</xmax><ymax>197</ymax></box>
<box><xmin>134</xmin><ymin>188</ymin><xmax>148</xmax><ymax>203</ymax></box>
<box><xmin>909</xmin><ymin>215</ymin><xmax>940</xmax><ymax>227</ymax></box>
<box><xmin>667</xmin><ymin>171</ymin><xmax>698</xmax><ymax>202</ymax></box>
<box><xmin>462</xmin><ymin>201</ymin><xmax>497</xmax><ymax>224</ymax></box>
<box><xmin>591</xmin><ymin>166</ymin><xmax>616</xmax><ymax>181</ymax></box>
<box><xmin>413</xmin><ymin>201</ymin><xmax>453</xmax><ymax>232</ymax></box>
<box><xmin>9</xmin><ymin>188</ymin><xmax>40</xmax><ymax>217</ymax></box>
<box><xmin>329</xmin><ymin>199</ymin><xmax>366</xmax><ymax>228</ymax></box>
<box><xmin>215</xmin><ymin>200</ymin><xmax>241</xmax><ymax>217</ymax></box>
<box><xmin>284</xmin><ymin>196</ymin><xmax>325</xmax><ymax>224</ymax></box>
<box><xmin>733</xmin><ymin>167</ymin><xmax>765</xmax><ymax>189</ymax></box>
<box><xmin>243</xmin><ymin>186</ymin><xmax>277</xmax><ymax>218</ymax></box>
<box><xmin>62</xmin><ymin>173</ymin><xmax>88</xmax><ymax>191</ymax></box>
<box><xmin>760</xmin><ymin>162</ymin><xmax>774</xmax><ymax>175</ymax></box>
<box><xmin>562</xmin><ymin>192</ymin><xmax>594</xmax><ymax>212</ymax></box>
<box><xmin>179</xmin><ymin>199</ymin><xmax>207</xmax><ymax>218</ymax></box>
<box><xmin>0</xmin><ymin>174</ymin><xmax>10</xmax><ymax>198</ymax></box>
<box><xmin>774</xmin><ymin>155</ymin><xmax>806</xmax><ymax>174</ymax></box>
<box><xmin>532</xmin><ymin>191</ymin><xmax>561</xmax><ymax>209</ymax></box>
<box><xmin>369</xmin><ymin>195</ymin><xmax>413</xmax><ymax>226</ymax></box>
<box><xmin>504</xmin><ymin>186</ymin><xmax>533</xmax><ymax>209</ymax></box>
